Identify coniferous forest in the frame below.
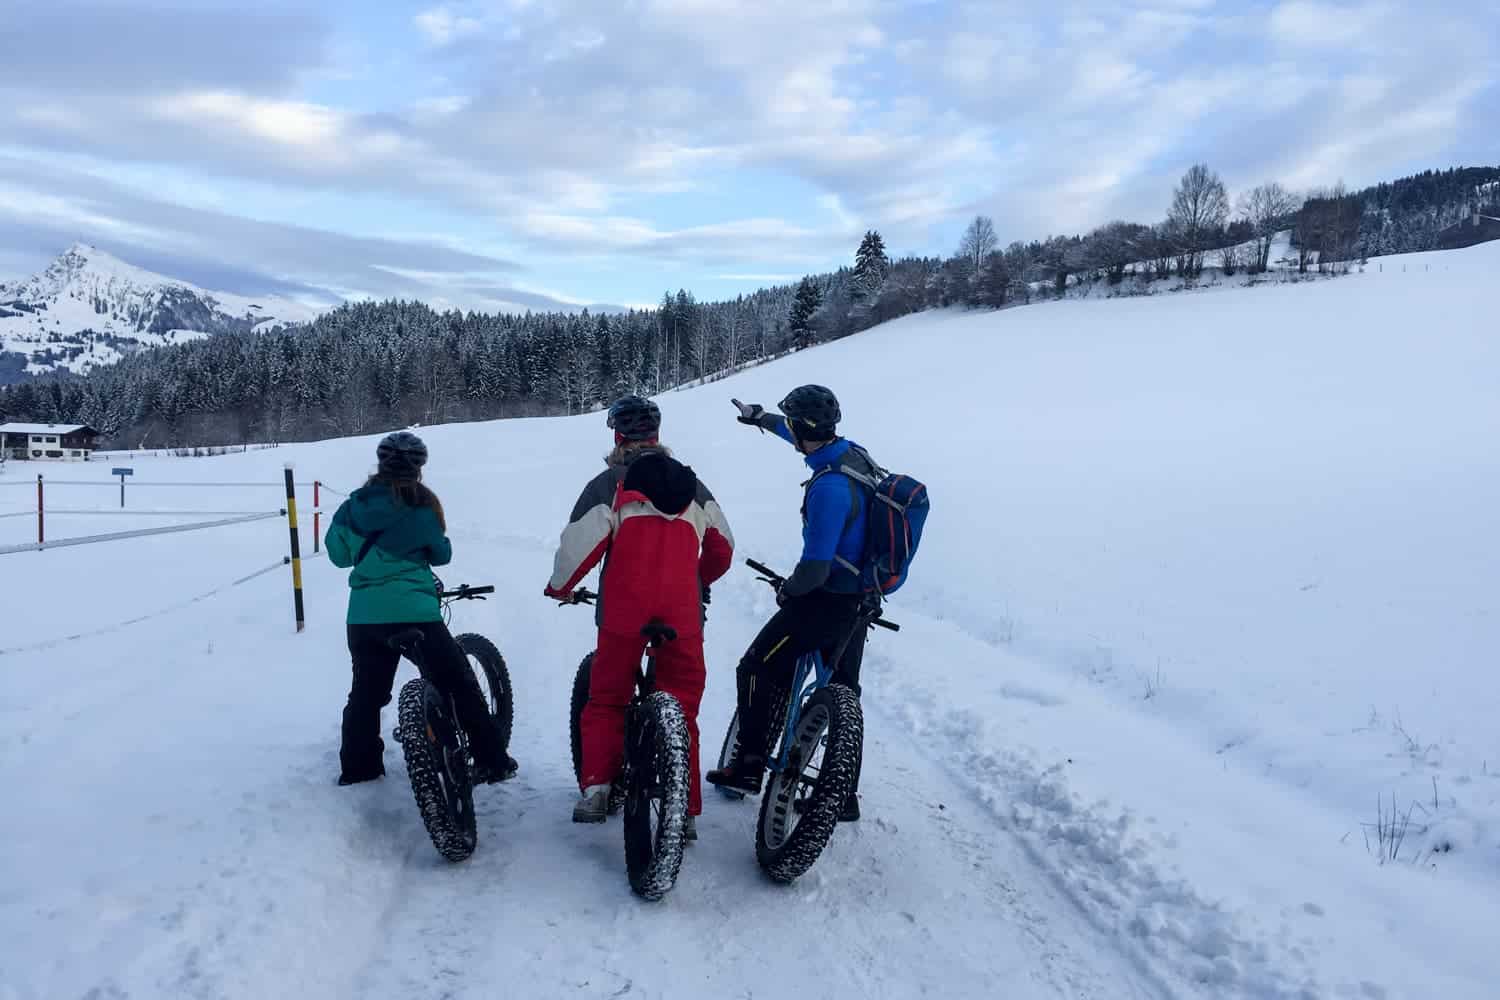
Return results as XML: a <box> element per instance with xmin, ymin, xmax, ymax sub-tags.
<box><xmin>3</xmin><ymin>164</ymin><xmax>1495</xmax><ymax>449</ymax></box>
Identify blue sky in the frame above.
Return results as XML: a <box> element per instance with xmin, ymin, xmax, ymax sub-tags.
<box><xmin>0</xmin><ymin>0</ymin><xmax>1495</xmax><ymax>312</ymax></box>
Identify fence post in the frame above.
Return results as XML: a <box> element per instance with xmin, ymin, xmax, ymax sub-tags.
<box><xmin>36</xmin><ymin>474</ymin><xmax>44</xmax><ymax>546</ymax></box>
<box><xmin>283</xmin><ymin>466</ymin><xmax>305</xmax><ymax>632</ymax></box>
<box><xmin>313</xmin><ymin>480</ymin><xmax>321</xmax><ymax>555</ymax></box>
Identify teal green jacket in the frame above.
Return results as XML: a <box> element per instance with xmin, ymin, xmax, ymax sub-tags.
<box><xmin>325</xmin><ymin>484</ymin><xmax>452</xmax><ymax>624</ymax></box>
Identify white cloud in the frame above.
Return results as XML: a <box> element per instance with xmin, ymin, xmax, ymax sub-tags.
<box><xmin>415</xmin><ymin>7</ymin><xmax>484</xmax><ymax>46</ymax></box>
<box><xmin>1269</xmin><ymin>0</ymin><xmax>1379</xmax><ymax>48</ymax></box>
<box><xmin>1</xmin><ymin>0</ymin><xmax>1496</xmax><ymax>301</ymax></box>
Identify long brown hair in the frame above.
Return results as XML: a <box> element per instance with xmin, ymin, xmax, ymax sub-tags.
<box><xmin>365</xmin><ymin>473</ymin><xmax>447</xmax><ymax>532</ymax></box>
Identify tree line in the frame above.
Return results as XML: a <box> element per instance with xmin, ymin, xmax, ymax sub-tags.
<box><xmin>2</xmin><ymin>163</ymin><xmax>1494</xmax><ymax>448</ymax></box>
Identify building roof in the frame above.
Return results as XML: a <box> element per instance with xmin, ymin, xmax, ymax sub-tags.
<box><xmin>0</xmin><ymin>423</ymin><xmax>99</xmax><ymax>436</ymax></box>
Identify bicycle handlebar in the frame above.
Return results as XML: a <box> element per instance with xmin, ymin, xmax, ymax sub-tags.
<box><xmin>745</xmin><ymin>558</ymin><xmax>783</xmax><ymax>587</ymax></box>
<box><xmin>439</xmin><ymin>584</ymin><xmax>494</xmax><ymax>601</ymax></box>
<box><xmin>743</xmin><ymin>558</ymin><xmax>900</xmax><ymax>632</ymax></box>
<box><xmin>558</xmin><ymin>588</ymin><xmax>598</xmax><ymax>606</ymax></box>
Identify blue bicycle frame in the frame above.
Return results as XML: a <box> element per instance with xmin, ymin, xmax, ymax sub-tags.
<box><xmin>767</xmin><ymin>648</ymin><xmax>834</xmax><ymax>774</ymax></box>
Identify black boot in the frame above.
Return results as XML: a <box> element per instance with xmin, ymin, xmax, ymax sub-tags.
<box><xmin>706</xmin><ymin>754</ymin><xmax>765</xmax><ymax>795</ymax></box>
<box><xmin>337</xmin><ymin>763</ymin><xmax>385</xmax><ymax>786</ymax></box>
<box><xmin>839</xmin><ymin>793</ymin><xmax>860</xmax><ymax>822</ymax></box>
<box><xmin>472</xmin><ymin>752</ymin><xmax>519</xmax><ymax>785</ymax></box>
<box><xmin>793</xmin><ymin>790</ymin><xmax>860</xmax><ymax>821</ymax></box>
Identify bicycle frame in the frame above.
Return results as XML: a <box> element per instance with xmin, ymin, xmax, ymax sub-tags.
<box><xmin>768</xmin><ymin>648</ymin><xmax>832</xmax><ymax>775</ymax></box>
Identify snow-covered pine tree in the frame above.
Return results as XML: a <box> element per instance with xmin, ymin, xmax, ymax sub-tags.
<box><xmin>789</xmin><ymin>277</ymin><xmax>821</xmax><ymax>350</ymax></box>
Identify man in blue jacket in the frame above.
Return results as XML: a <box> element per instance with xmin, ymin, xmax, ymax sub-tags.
<box><xmin>706</xmin><ymin>384</ymin><xmax>872</xmax><ymax>820</ymax></box>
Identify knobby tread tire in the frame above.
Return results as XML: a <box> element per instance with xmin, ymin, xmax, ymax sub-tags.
<box><xmin>755</xmin><ymin>683</ymin><xmax>862</xmax><ymax>884</ymax></box>
<box><xmin>456</xmin><ymin>632</ymin><xmax>513</xmax><ymax>754</ymax></box>
<box><xmin>570</xmin><ymin>651</ymin><xmax>625</xmax><ymax>813</ymax></box>
<box><xmin>715</xmin><ymin>680</ymin><xmax>790</xmax><ymax>801</ymax></box>
<box><xmin>623</xmin><ymin>691</ymin><xmax>691</xmax><ymax>901</ymax></box>
<box><xmin>569</xmin><ymin>652</ymin><xmax>594</xmax><ymax>785</ymax></box>
<box><xmin>397</xmin><ymin>678</ymin><xmax>477</xmax><ymax>863</ymax></box>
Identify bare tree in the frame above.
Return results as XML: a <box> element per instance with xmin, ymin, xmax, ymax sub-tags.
<box><xmin>1168</xmin><ymin>164</ymin><xmax>1230</xmax><ymax>276</ymax></box>
<box><xmin>958</xmin><ymin>215</ymin><xmax>998</xmax><ymax>275</ymax></box>
<box><xmin>1218</xmin><ymin>243</ymin><xmax>1243</xmax><ymax>275</ymax></box>
<box><xmin>1238</xmin><ymin>182</ymin><xmax>1300</xmax><ymax>273</ymax></box>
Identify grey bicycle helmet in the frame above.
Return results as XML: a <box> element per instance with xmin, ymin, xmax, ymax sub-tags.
<box><xmin>376</xmin><ymin>431</ymin><xmax>428</xmax><ymax>479</ymax></box>
<box><xmin>778</xmin><ymin>384</ymin><xmax>841</xmax><ymax>440</ymax></box>
<box><xmin>607</xmin><ymin>395</ymin><xmax>662</xmax><ymax>441</ymax></box>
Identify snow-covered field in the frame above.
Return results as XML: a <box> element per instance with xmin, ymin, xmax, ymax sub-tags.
<box><xmin>2</xmin><ymin>241</ymin><xmax>1497</xmax><ymax>999</ymax></box>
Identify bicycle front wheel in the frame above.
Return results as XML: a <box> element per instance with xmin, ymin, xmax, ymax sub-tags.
<box><xmin>397</xmin><ymin>678</ymin><xmax>478</xmax><ymax>863</ymax></box>
<box><xmin>755</xmin><ymin>683</ymin><xmax>862</xmax><ymax>883</ymax></box>
<box><xmin>622</xmin><ymin>691</ymin><xmax>691</xmax><ymax>901</ymax></box>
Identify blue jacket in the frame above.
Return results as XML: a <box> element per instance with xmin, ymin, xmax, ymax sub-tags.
<box><xmin>762</xmin><ymin>416</ymin><xmax>869</xmax><ymax>597</ymax></box>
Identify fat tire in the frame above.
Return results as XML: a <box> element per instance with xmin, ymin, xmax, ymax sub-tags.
<box><xmin>623</xmin><ymin>691</ymin><xmax>691</xmax><ymax>901</ymax></box>
<box><xmin>569</xmin><ymin>652</ymin><xmax>593</xmax><ymax>785</ymax></box>
<box><xmin>456</xmin><ymin>632</ymin><xmax>513</xmax><ymax>755</ymax></box>
<box><xmin>715</xmin><ymin>681</ymin><xmax>790</xmax><ymax>801</ymax></box>
<box><xmin>755</xmin><ymin>683</ymin><xmax>862</xmax><ymax>884</ymax></box>
<box><xmin>571</xmin><ymin>651</ymin><xmax>624</xmax><ymax>813</ymax></box>
<box><xmin>397</xmin><ymin>678</ymin><xmax>477</xmax><ymax>863</ymax></box>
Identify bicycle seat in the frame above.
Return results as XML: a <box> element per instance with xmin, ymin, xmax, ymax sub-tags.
<box><xmin>386</xmin><ymin>628</ymin><xmax>425</xmax><ymax>653</ymax></box>
<box><xmin>640</xmin><ymin>622</ymin><xmax>678</xmax><ymax>647</ymax></box>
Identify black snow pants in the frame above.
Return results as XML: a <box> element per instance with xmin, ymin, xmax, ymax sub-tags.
<box><xmin>733</xmin><ymin>589</ymin><xmax>870</xmax><ymax>789</ymax></box>
<box><xmin>339</xmin><ymin>622</ymin><xmax>503</xmax><ymax>780</ymax></box>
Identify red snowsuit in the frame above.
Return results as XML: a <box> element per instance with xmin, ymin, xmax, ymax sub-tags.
<box><xmin>546</xmin><ymin>447</ymin><xmax>734</xmax><ymax>815</ymax></box>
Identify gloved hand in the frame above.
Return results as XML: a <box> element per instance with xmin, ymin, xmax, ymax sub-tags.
<box><xmin>732</xmin><ymin>398</ymin><xmax>764</xmax><ymax>425</ymax></box>
<box><xmin>544</xmin><ymin>585</ymin><xmax>577</xmax><ymax>604</ymax></box>
<box><xmin>701</xmin><ymin>583</ymin><xmax>712</xmax><ymax>606</ymax></box>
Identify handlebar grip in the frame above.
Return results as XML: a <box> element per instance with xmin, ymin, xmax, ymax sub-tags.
<box><xmin>871</xmin><ymin>618</ymin><xmax>900</xmax><ymax>632</ymax></box>
<box><xmin>439</xmin><ymin>584</ymin><xmax>495</xmax><ymax>599</ymax></box>
<box><xmin>745</xmin><ymin>558</ymin><xmax>784</xmax><ymax>587</ymax></box>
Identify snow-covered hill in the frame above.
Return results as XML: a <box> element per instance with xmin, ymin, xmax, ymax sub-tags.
<box><xmin>0</xmin><ymin>244</ymin><xmax>319</xmax><ymax>382</ymax></box>
<box><xmin>1</xmin><ymin>241</ymin><xmax>1497</xmax><ymax>999</ymax></box>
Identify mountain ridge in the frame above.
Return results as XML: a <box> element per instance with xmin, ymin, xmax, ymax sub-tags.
<box><xmin>0</xmin><ymin>244</ymin><xmax>319</xmax><ymax>383</ymax></box>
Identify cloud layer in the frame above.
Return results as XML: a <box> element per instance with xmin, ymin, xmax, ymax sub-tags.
<box><xmin>0</xmin><ymin>0</ymin><xmax>1494</xmax><ymax>307</ymax></box>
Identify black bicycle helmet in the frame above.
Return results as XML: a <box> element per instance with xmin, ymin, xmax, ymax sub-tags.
<box><xmin>376</xmin><ymin>430</ymin><xmax>428</xmax><ymax>479</ymax></box>
<box><xmin>778</xmin><ymin>384</ymin><xmax>841</xmax><ymax>440</ymax></box>
<box><xmin>607</xmin><ymin>394</ymin><xmax>662</xmax><ymax>441</ymax></box>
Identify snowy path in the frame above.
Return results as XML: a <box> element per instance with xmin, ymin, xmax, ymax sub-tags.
<box><xmin>346</xmin><ymin>694</ymin><xmax>1160</xmax><ymax>1000</ymax></box>
<box><xmin>1</xmin><ymin>546</ymin><xmax>1156</xmax><ymax>1000</ymax></box>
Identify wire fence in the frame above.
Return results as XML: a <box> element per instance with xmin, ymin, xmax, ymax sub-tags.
<box><xmin>39</xmin><ymin>509</ymin><xmax>287</xmax><ymax>517</ymax></box>
<box><xmin>0</xmin><ymin>510</ymin><xmax>285</xmax><ymax>556</ymax></box>
<box><xmin>0</xmin><ymin>550</ymin><xmax>326</xmax><ymax>657</ymax></box>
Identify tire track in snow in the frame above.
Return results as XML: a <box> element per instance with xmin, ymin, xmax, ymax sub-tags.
<box><xmin>862</xmin><ymin>612</ymin><xmax>1327</xmax><ymax>999</ymax></box>
<box><xmin>349</xmin><ymin>669</ymin><xmax>1160</xmax><ymax>1000</ymax></box>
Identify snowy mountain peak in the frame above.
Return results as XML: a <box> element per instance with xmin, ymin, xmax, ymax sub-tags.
<box><xmin>0</xmin><ymin>245</ymin><xmax>321</xmax><ymax>383</ymax></box>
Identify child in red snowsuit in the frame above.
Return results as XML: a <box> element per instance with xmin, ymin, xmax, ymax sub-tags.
<box><xmin>545</xmin><ymin>396</ymin><xmax>734</xmax><ymax>827</ymax></box>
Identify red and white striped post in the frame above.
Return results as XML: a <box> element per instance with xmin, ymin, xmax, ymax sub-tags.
<box><xmin>313</xmin><ymin>480</ymin><xmax>321</xmax><ymax>554</ymax></box>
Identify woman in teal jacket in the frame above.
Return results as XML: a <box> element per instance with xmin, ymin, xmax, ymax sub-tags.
<box><xmin>326</xmin><ymin>432</ymin><xmax>516</xmax><ymax>786</ymax></box>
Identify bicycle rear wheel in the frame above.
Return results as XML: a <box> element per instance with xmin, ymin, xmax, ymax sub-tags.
<box><xmin>755</xmin><ymin>683</ymin><xmax>862</xmax><ymax>884</ymax></box>
<box><xmin>622</xmin><ymin>691</ymin><xmax>691</xmax><ymax>901</ymax></box>
<box><xmin>456</xmin><ymin>632</ymin><xmax>513</xmax><ymax>756</ymax></box>
<box><xmin>397</xmin><ymin>678</ymin><xmax>478</xmax><ymax>863</ymax></box>
<box><xmin>570</xmin><ymin>651</ymin><xmax>625</xmax><ymax>814</ymax></box>
<box><xmin>715</xmin><ymin>680</ymin><xmax>791</xmax><ymax>800</ymax></box>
